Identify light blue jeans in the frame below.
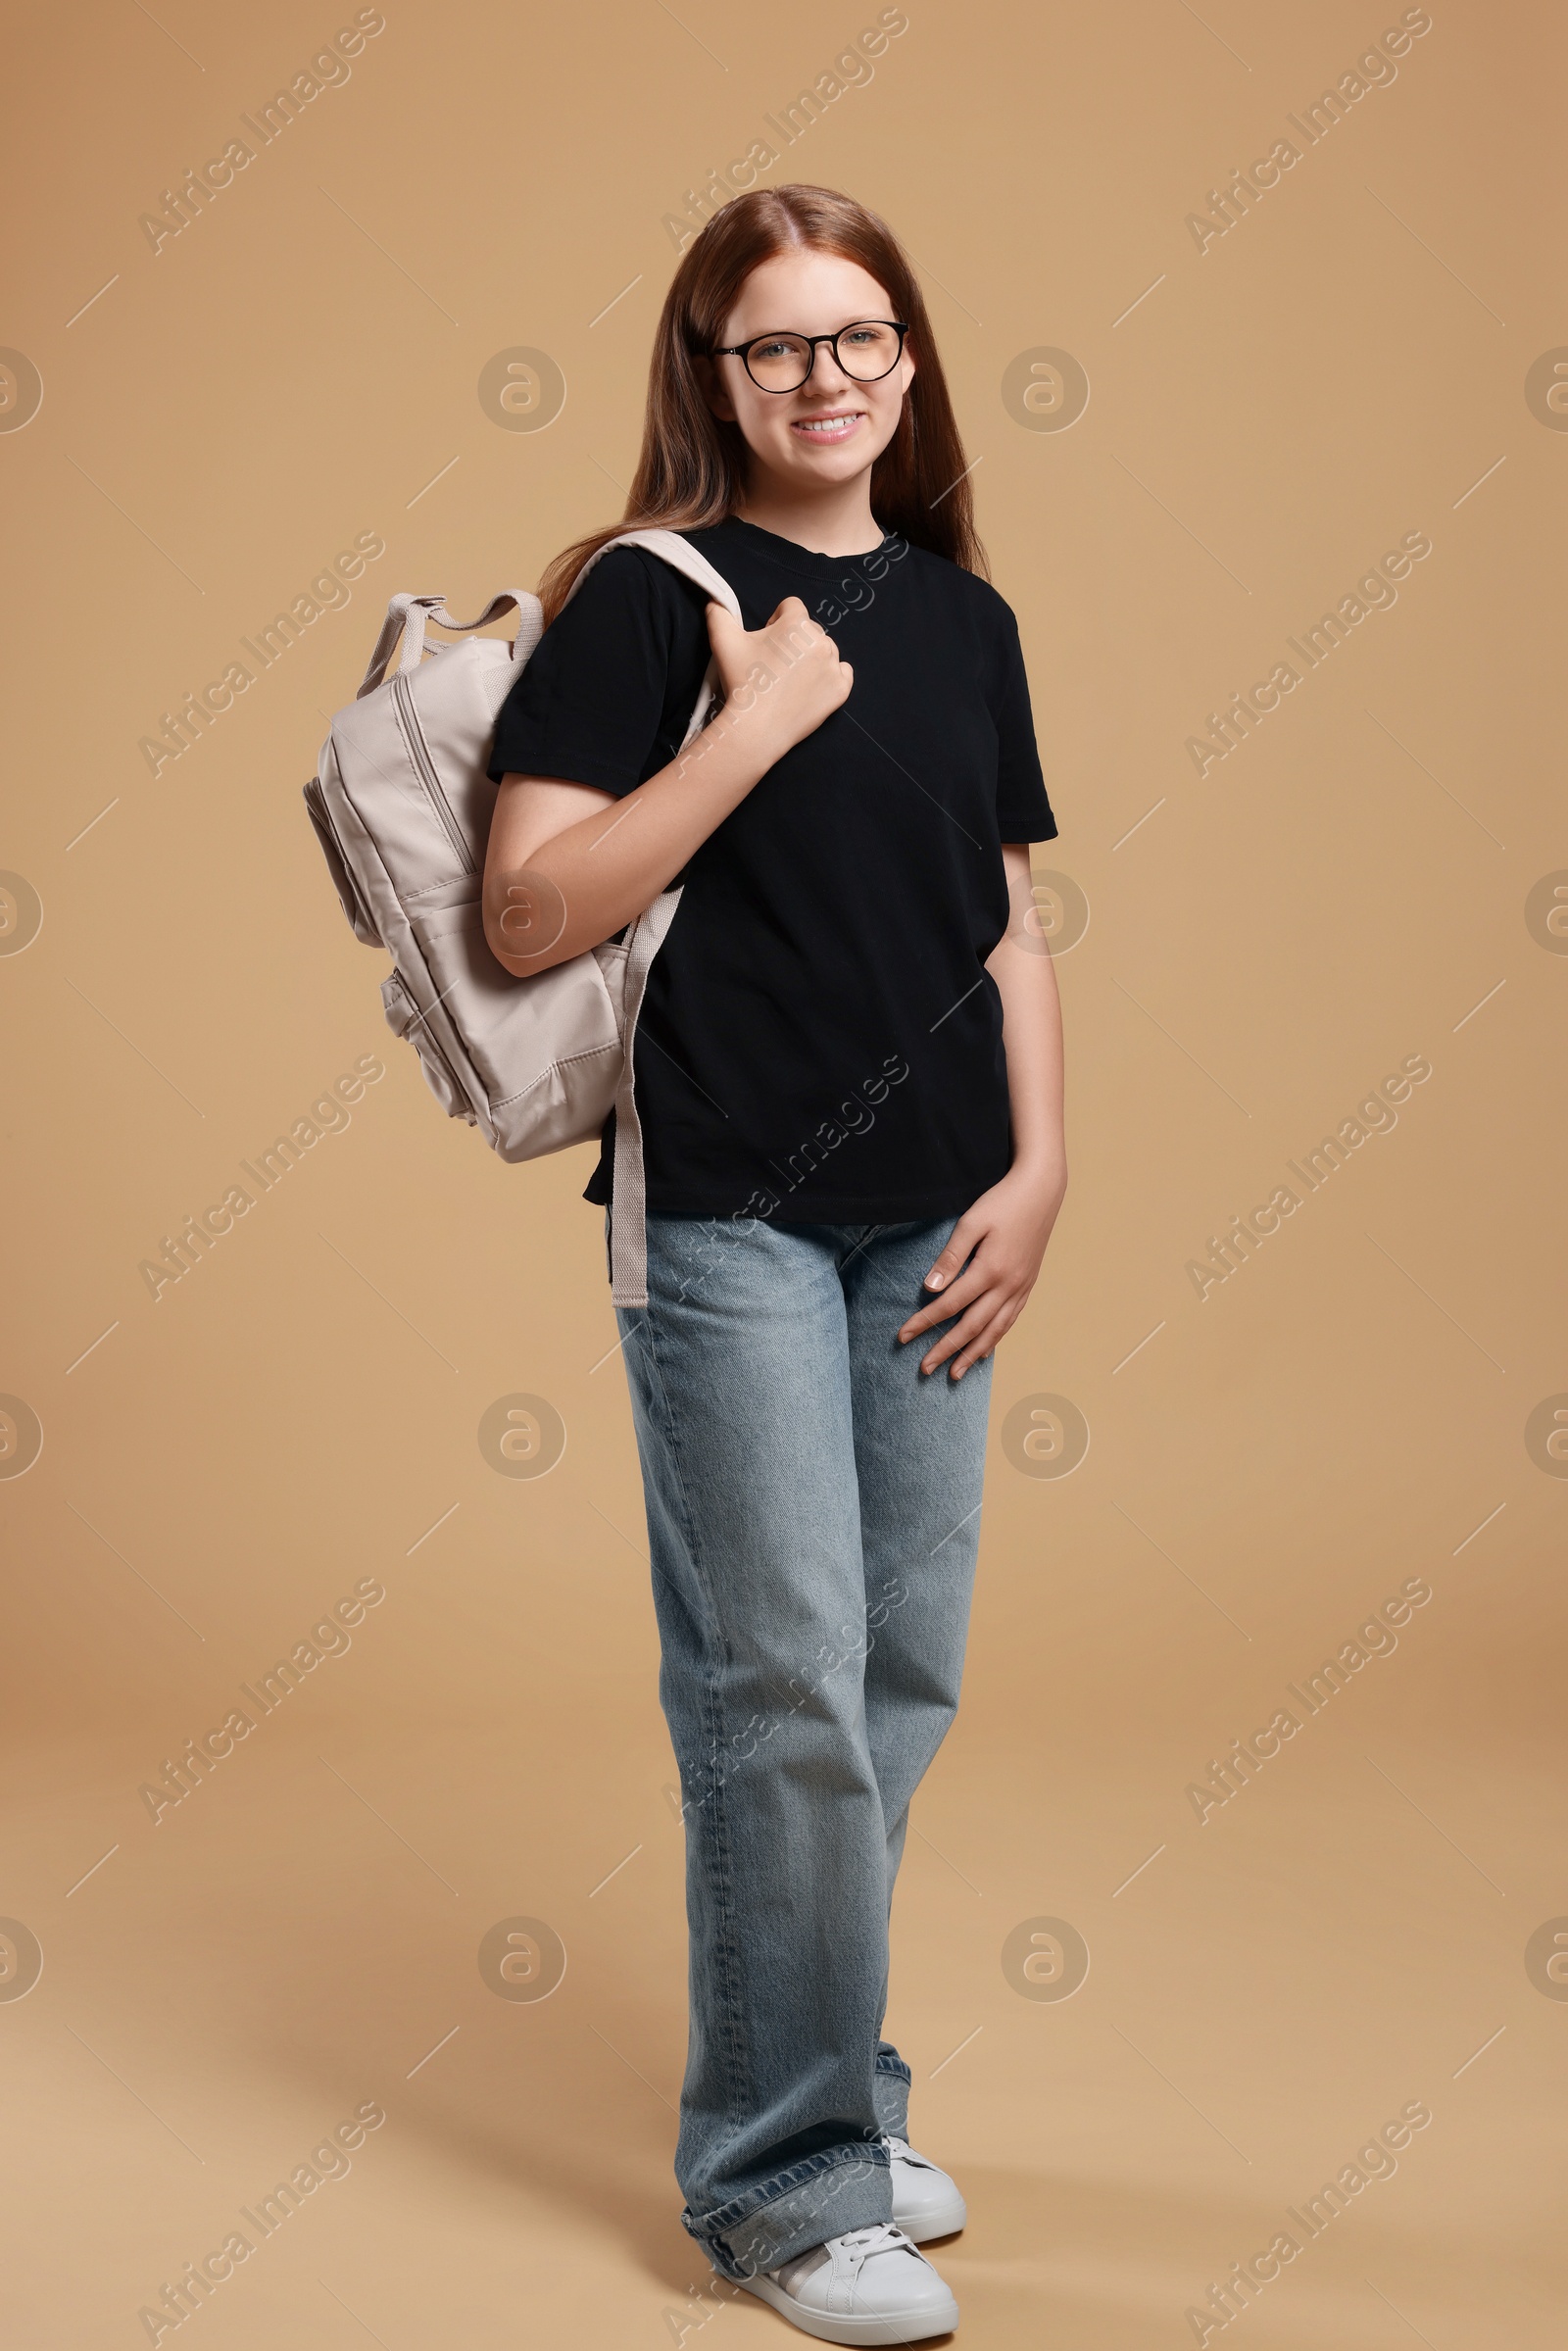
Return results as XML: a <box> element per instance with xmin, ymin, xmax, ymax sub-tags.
<box><xmin>613</xmin><ymin>1212</ymin><xmax>993</xmax><ymax>2280</ymax></box>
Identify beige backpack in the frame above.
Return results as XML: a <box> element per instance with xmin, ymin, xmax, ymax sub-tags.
<box><xmin>304</xmin><ymin>531</ymin><xmax>740</xmax><ymax>1306</ymax></box>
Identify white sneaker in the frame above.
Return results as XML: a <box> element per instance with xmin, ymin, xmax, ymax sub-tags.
<box><xmin>737</xmin><ymin>2222</ymin><xmax>959</xmax><ymax>2344</ymax></box>
<box><xmin>884</xmin><ymin>2134</ymin><xmax>967</xmax><ymax>2242</ymax></box>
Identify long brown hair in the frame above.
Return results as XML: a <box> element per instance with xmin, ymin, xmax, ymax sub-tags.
<box><xmin>539</xmin><ymin>183</ymin><xmax>986</xmax><ymax>624</ymax></box>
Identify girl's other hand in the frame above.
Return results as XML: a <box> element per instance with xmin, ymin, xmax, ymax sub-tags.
<box><xmin>897</xmin><ymin>1161</ymin><xmax>1067</xmax><ymax>1380</ymax></box>
<box><xmin>704</xmin><ymin>597</ymin><xmax>852</xmax><ymax>760</ymax></box>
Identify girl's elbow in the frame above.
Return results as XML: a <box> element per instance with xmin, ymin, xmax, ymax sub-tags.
<box><xmin>481</xmin><ymin>861</ymin><xmax>572</xmax><ymax>975</ymax></box>
<box><xmin>484</xmin><ymin>920</ymin><xmax>530</xmax><ymax>977</ymax></box>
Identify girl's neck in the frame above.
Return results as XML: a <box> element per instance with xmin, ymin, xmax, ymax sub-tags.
<box><xmin>732</xmin><ymin>472</ymin><xmax>885</xmax><ymax>560</ymax></box>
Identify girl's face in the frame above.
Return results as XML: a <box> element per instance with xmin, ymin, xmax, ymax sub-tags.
<box><xmin>703</xmin><ymin>248</ymin><xmax>915</xmax><ymax>496</ymax></box>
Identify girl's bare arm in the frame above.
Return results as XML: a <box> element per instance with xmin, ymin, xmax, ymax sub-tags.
<box><xmin>898</xmin><ymin>844</ymin><xmax>1068</xmax><ymax>1377</ymax></box>
<box><xmin>482</xmin><ymin>597</ymin><xmax>850</xmax><ymax>975</ymax></box>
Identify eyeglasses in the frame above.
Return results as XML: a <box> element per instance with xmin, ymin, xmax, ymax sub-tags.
<box><xmin>712</xmin><ymin>319</ymin><xmax>910</xmax><ymax>394</ymax></box>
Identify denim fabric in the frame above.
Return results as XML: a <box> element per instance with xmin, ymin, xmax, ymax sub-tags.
<box><xmin>613</xmin><ymin>1212</ymin><xmax>993</xmax><ymax>2279</ymax></box>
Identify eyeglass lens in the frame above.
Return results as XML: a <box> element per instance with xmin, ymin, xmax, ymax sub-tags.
<box><xmin>744</xmin><ymin>322</ymin><xmax>903</xmax><ymax>391</ymax></box>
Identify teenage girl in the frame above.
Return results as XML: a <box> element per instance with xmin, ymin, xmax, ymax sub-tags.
<box><xmin>482</xmin><ymin>183</ymin><xmax>1065</xmax><ymax>2345</ymax></box>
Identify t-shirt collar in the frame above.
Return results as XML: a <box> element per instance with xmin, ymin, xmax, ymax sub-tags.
<box><xmin>706</xmin><ymin>514</ymin><xmax>896</xmax><ymax>579</ymax></box>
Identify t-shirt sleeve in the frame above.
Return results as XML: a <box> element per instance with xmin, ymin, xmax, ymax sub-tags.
<box><xmin>486</xmin><ymin>547</ymin><xmax>701</xmax><ymax>796</ymax></box>
<box><xmin>992</xmin><ymin>612</ymin><xmax>1057</xmax><ymax>843</ymax></box>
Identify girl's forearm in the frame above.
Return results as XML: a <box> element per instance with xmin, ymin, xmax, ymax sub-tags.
<box><xmin>483</xmin><ymin>697</ymin><xmax>783</xmax><ymax>975</ymax></box>
<box><xmin>483</xmin><ymin>597</ymin><xmax>851</xmax><ymax>976</ymax></box>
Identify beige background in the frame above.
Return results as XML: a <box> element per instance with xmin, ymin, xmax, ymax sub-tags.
<box><xmin>3</xmin><ymin>1</ymin><xmax>1564</xmax><ymax>2344</ymax></box>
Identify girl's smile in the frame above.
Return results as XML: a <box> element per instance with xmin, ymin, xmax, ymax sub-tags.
<box><xmin>788</xmin><ymin>409</ymin><xmax>868</xmax><ymax>442</ymax></box>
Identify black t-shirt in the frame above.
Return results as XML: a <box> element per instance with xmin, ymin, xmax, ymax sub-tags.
<box><xmin>487</xmin><ymin>516</ymin><xmax>1057</xmax><ymax>1222</ymax></box>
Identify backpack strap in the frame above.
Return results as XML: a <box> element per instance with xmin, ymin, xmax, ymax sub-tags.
<box><xmin>587</xmin><ymin>531</ymin><xmax>744</xmax><ymax>1309</ymax></box>
<box><xmin>357</xmin><ymin>589</ymin><xmax>543</xmax><ymax>699</ymax></box>
<box><xmin>576</xmin><ymin>527</ymin><xmax>745</xmax><ymax>627</ymax></box>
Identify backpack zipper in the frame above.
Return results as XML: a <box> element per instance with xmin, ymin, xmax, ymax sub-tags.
<box><xmin>391</xmin><ymin>669</ymin><xmax>475</xmax><ymax>872</ymax></box>
<box><xmin>382</xmin><ymin>972</ymin><xmax>476</xmax><ymax>1122</ymax></box>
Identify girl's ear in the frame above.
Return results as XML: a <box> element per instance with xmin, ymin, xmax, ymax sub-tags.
<box><xmin>694</xmin><ymin>353</ymin><xmax>737</xmax><ymax>423</ymax></box>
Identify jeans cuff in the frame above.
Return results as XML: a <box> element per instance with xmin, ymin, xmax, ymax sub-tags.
<box><xmin>687</xmin><ymin>2145</ymin><xmax>893</xmax><ymax>2280</ymax></box>
<box><xmin>872</xmin><ymin>2050</ymin><xmax>911</xmax><ymax>2139</ymax></box>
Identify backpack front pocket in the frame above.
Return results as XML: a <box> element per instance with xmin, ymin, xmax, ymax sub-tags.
<box><xmin>379</xmin><ymin>967</ymin><xmax>476</xmax><ymax>1122</ymax></box>
<box><xmin>408</xmin><ymin>900</ymin><xmax>623</xmax><ymax>1155</ymax></box>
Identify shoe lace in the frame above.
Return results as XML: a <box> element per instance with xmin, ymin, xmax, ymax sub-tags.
<box><xmin>837</xmin><ymin>2223</ymin><xmax>910</xmax><ymax>2261</ymax></box>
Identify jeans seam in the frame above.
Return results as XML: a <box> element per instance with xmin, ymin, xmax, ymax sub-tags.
<box><xmin>634</xmin><ymin>1257</ymin><xmax>752</xmax><ymax>2166</ymax></box>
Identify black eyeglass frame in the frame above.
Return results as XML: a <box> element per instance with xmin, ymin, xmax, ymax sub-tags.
<box><xmin>710</xmin><ymin>319</ymin><xmax>911</xmax><ymax>393</ymax></box>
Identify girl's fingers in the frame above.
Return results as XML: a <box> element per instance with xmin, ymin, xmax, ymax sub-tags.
<box><xmin>921</xmin><ymin>1214</ymin><xmax>984</xmax><ymax>1297</ymax></box>
<box><xmin>704</xmin><ymin>604</ymin><xmax>747</xmax><ymax>694</ymax></box>
<box><xmin>918</xmin><ymin>1291</ymin><xmax>1007</xmax><ymax>1373</ymax></box>
<box><xmin>949</xmin><ymin>1300</ymin><xmax>1021</xmax><ymax>1379</ymax></box>
<box><xmin>705</xmin><ymin>602</ymin><xmax>743</xmax><ymax>657</ymax></box>
<box><xmin>899</xmin><ymin>1259</ymin><xmax>990</xmax><ymax>1343</ymax></box>
<box><xmin>900</xmin><ymin>1245</ymin><xmax>1033</xmax><ymax>1344</ymax></box>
